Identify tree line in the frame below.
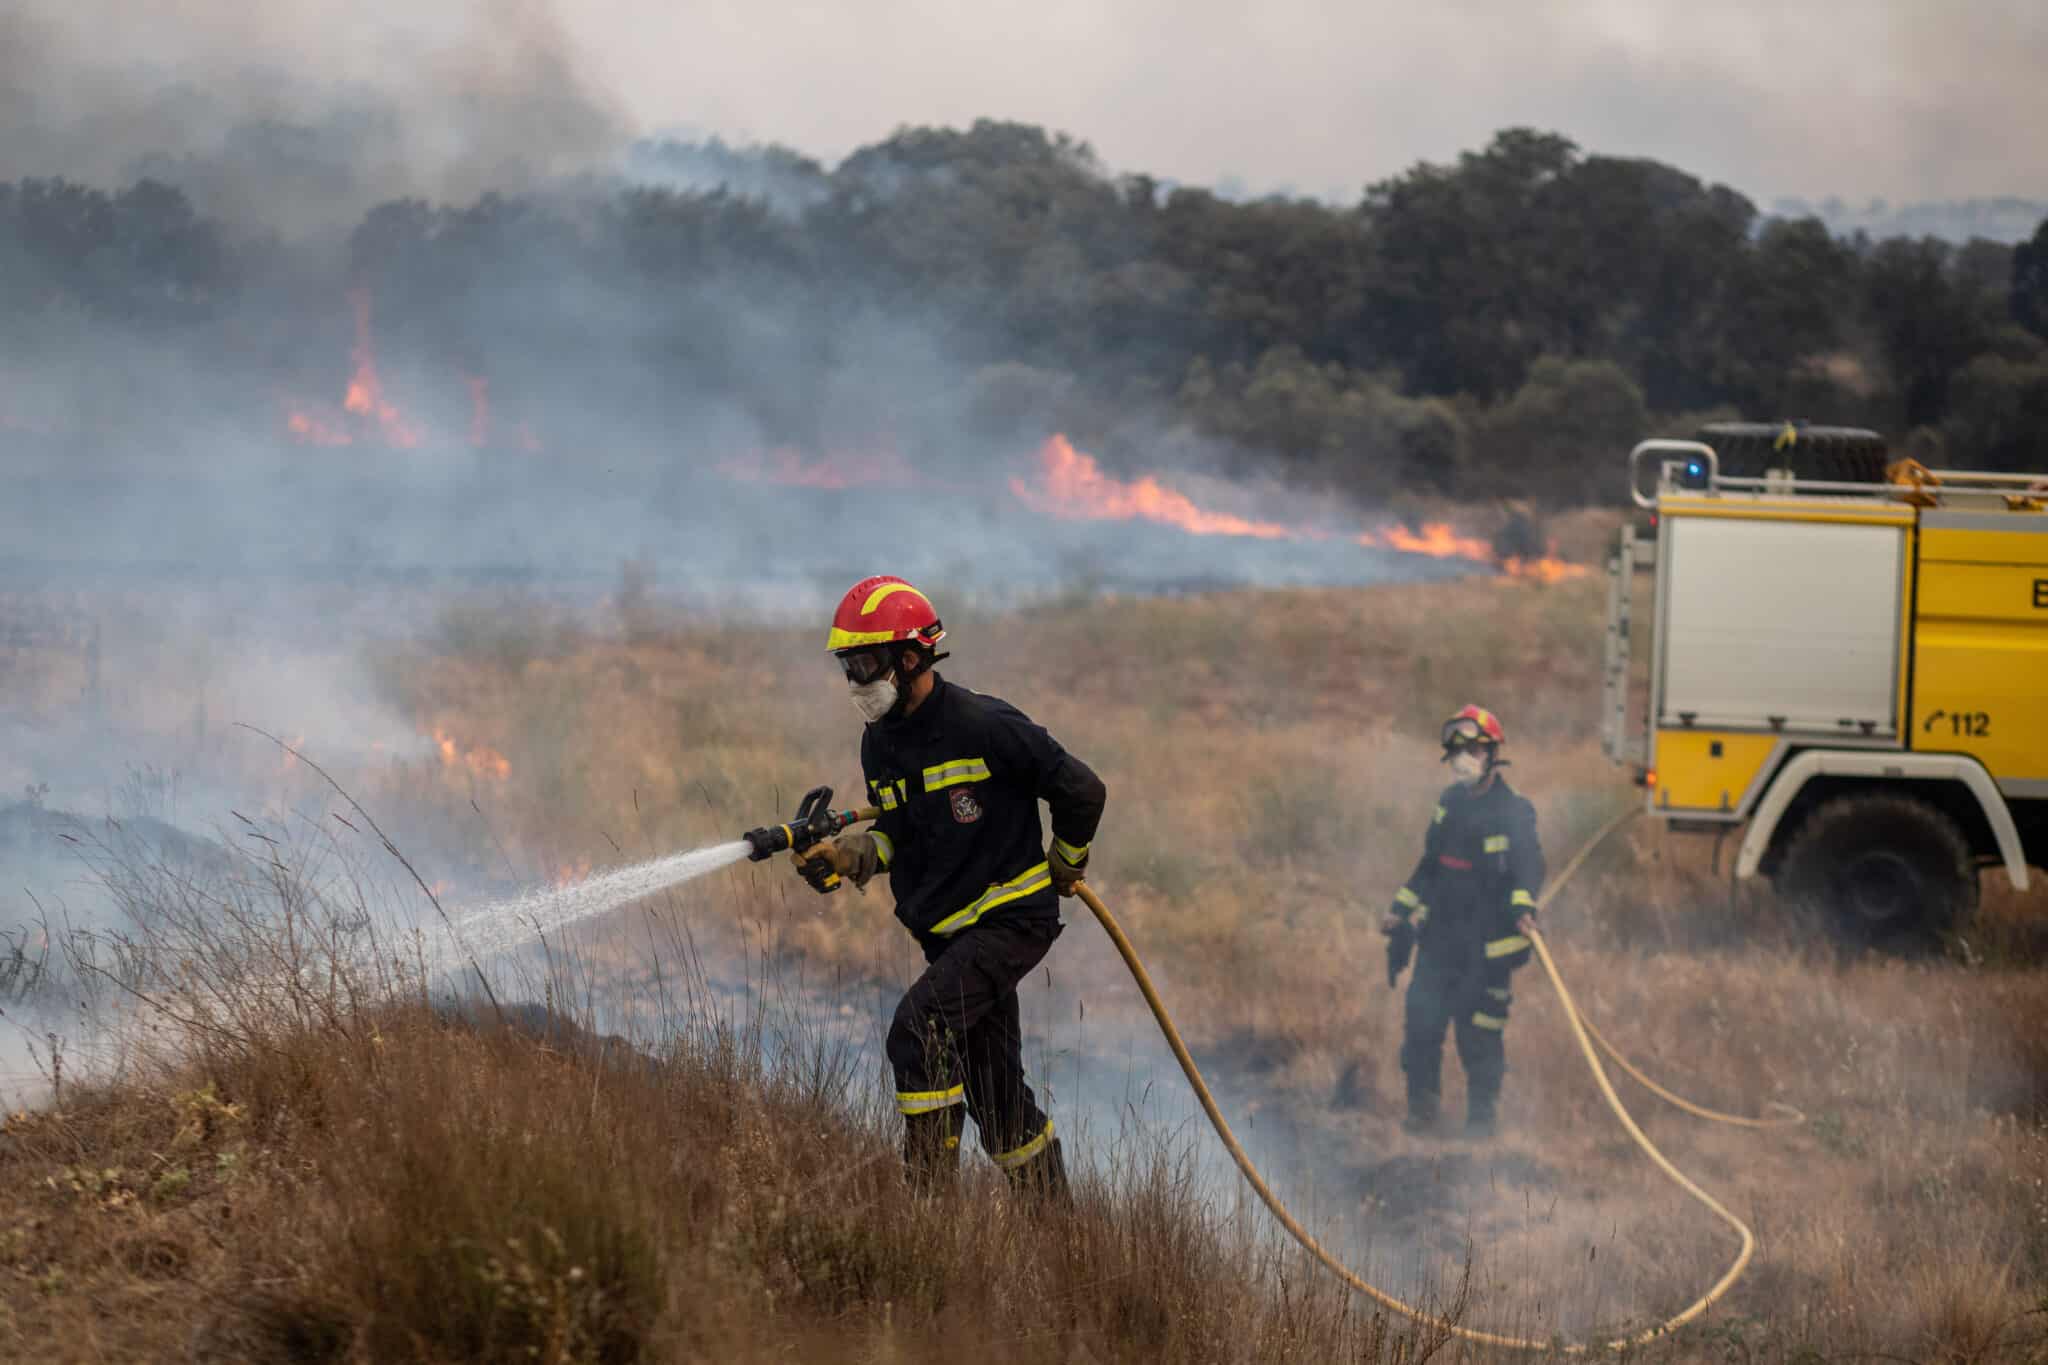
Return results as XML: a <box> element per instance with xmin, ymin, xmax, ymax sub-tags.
<box><xmin>3</xmin><ymin>123</ymin><xmax>2045</xmax><ymax>504</ymax></box>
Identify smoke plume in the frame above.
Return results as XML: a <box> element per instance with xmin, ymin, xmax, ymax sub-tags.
<box><xmin>2</xmin><ymin>0</ymin><xmax>627</xmax><ymax>238</ymax></box>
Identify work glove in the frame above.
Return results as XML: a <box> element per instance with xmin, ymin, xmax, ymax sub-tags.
<box><xmin>792</xmin><ymin>832</ymin><xmax>881</xmax><ymax>894</ymax></box>
<box><xmin>1383</xmin><ymin>919</ymin><xmax>1414</xmax><ymax>988</ymax></box>
<box><xmin>1049</xmin><ymin>843</ymin><xmax>1088</xmax><ymax>898</ymax></box>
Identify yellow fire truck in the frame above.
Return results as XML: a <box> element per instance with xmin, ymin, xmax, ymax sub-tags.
<box><xmin>1604</xmin><ymin>423</ymin><xmax>2048</xmax><ymax>942</ymax></box>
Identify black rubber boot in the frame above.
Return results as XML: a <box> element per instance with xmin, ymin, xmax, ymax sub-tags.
<box><xmin>1004</xmin><ymin>1136</ymin><xmax>1070</xmax><ymax>1209</ymax></box>
<box><xmin>1466</xmin><ymin>1088</ymin><xmax>1499</xmax><ymax>1146</ymax></box>
<box><xmin>1332</xmin><ymin>1059</ymin><xmax>1374</xmax><ymax>1111</ymax></box>
<box><xmin>1465</xmin><ymin>1072</ymin><xmax>1502</xmax><ymax>1139</ymax></box>
<box><xmin>1404</xmin><ymin>1081</ymin><xmax>1440</xmax><ymax>1136</ymax></box>
<box><xmin>902</xmin><ymin>1108</ymin><xmax>961</xmax><ymax>1194</ymax></box>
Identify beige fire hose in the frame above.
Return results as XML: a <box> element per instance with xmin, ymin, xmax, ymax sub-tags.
<box><xmin>1072</xmin><ymin>806</ymin><xmax>1802</xmax><ymax>1353</ymax></box>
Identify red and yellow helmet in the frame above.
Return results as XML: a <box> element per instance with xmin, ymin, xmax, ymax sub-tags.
<box><xmin>826</xmin><ymin>576</ymin><xmax>946</xmax><ymax>654</ymax></box>
<box><xmin>1441</xmin><ymin>704</ymin><xmax>1505</xmax><ymax>752</ymax></box>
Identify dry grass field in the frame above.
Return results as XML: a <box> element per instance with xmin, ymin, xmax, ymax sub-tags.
<box><xmin>3</xmin><ymin>569</ymin><xmax>2047</xmax><ymax>1361</ymax></box>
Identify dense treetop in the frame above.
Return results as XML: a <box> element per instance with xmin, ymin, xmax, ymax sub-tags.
<box><xmin>3</xmin><ymin>122</ymin><xmax>2043</xmax><ymax>503</ymax></box>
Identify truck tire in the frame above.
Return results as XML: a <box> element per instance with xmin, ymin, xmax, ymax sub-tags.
<box><xmin>1774</xmin><ymin>794</ymin><xmax>1977</xmax><ymax>947</ymax></box>
<box><xmin>1696</xmin><ymin>423</ymin><xmax>1892</xmax><ymax>484</ymax></box>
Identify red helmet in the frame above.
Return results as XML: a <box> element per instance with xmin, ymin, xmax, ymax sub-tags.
<box><xmin>826</xmin><ymin>576</ymin><xmax>946</xmax><ymax>654</ymax></box>
<box><xmin>1441</xmin><ymin>704</ymin><xmax>1505</xmax><ymax>751</ymax></box>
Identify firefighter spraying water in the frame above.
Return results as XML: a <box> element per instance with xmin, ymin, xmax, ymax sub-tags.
<box><xmin>770</xmin><ymin>575</ymin><xmax>1106</xmax><ymax>1200</ymax></box>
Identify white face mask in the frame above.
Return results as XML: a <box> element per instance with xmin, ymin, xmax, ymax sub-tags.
<box><xmin>849</xmin><ymin>674</ymin><xmax>899</xmax><ymax>724</ymax></box>
<box><xmin>1448</xmin><ymin>750</ymin><xmax>1489</xmax><ymax>787</ymax></box>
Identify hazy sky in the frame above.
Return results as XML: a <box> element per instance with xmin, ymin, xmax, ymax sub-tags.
<box><xmin>581</xmin><ymin>0</ymin><xmax>2048</xmax><ymax>202</ymax></box>
<box><xmin>7</xmin><ymin>0</ymin><xmax>2045</xmax><ymax>206</ymax></box>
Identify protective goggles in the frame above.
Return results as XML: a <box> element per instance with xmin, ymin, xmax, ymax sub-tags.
<box><xmin>836</xmin><ymin>645</ymin><xmax>896</xmax><ymax>685</ymax></box>
<box><xmin>1440</xmin><ymin>719</ymin><xmax>1493</xmax><ymax>755</ymax></box>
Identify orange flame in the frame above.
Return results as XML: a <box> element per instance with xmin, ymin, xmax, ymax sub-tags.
<box><xmin>1012</xmin><ymin>435</ymin><xmax>1296</xmax><ymax>539</ymax></box>
<box><xmin>342</xmin><ymin>289</ymin><xmax>420</xmax><ymax>448</ymax></box>
<box><xmin>551</xmin><ymin>857</ymin><xmax>594</xmax><ymax>888</ymax></box>
<box><xmin>1500</xmin><ymin>548</ymin><xmax>1594</xmax><ymax>584</ymax></box>
<box><xmin>284</xmin><ymin>291</ymin><xmax>425</xmax><ymax>448</ymax></box>
<box><xmin>432</xmin><ymin>726</ymin><xmax>511</xmax><ymax>782</ymax></box>
<box><xmin>718</xmin><ymin>445</ymin><xmax>912</xmax><ymax>489</ymax></box>
<box><xmin>1014</xmin><ymin>433</ymin><xmax>1594</xmax><ymax>583</ymax></box>
<box><xmin>1368</xmin><ymin>522</ymin><xmax>1495</xmax><ymax>561</ymax></box>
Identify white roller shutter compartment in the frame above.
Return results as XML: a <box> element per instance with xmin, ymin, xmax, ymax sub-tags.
<box><xmin>1659</xmin><ymin>516</ymin><xmax>1903</xmax><ymax>734</ymax></box>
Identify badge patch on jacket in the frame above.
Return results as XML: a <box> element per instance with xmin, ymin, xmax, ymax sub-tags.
<box><xmin>949</xmin><ymin>787</ymin><xmax>983</xmax><ymax>824</ymax></box>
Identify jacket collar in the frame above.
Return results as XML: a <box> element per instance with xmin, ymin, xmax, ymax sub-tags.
<box><xmin>1450</xmin><ymin>771</ymin><xmax>1512</xmax><ymax>805</ymax></box>
<box><xmin>877</xmin><ymin>672</ymin><xmax>949</xmax><ymax>738</ymax></box>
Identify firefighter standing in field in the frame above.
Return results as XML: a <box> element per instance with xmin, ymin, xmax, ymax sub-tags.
<box><xmin>800</xmin><ymin>575</ymin><xmax>1106</xmax><ymax>1198</ymax></box>
<box><xmin>1382</xmin><ymin>706</ymin><xmax>1544</xmax><ymax>1138</ymax></box>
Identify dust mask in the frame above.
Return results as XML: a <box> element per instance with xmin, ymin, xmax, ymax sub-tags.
<box><xmin>1449</xmin><ymin>750</ymin><xmax>1488</xmax><ymax>787</ymax></box>
<box><xmin>850</xmin><ymin>674</ymin><xmax>899</xmax><ymax>724</ymax></box>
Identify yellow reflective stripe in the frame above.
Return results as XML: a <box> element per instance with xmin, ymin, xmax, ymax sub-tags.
<box><xmin>828</xmin><ymin>626</ymin><xmax>900</xmax><ymax>650</ymax></box>
<box><xmin>1510</xmin><ymin>889</ymin><xmax>1537</xmax><ymax>909</ymax></box>
<box><xmin>1432</xmin><ymin>804</ymin><xmax>1447</xmax><ymax>824</ymax></box>
<box><xmin>922</xmin><ymin>757</ymin><xmax>991</xmax><ymax>791</ymax></box>
<box><xmin>991</xmin><ymin>1119</ymin><xmax>1054</xmax><ymax>1170</ymax></box>
<box><xmin>1485</xmin><ymin>934</ymin><xmax>1531</xmax><ymax>959</ymax></box>
<box><xmin>1052</xmin><ymin>837</ymin><xmax>1089</xmax><ymax>864</ymax></box>
<box><xmin>930</xmin><ymin>862</ymin><xmax>1052</xmax><ymax>936</ymax></box>
<box><xmin>871</xmin><ymin>830</ymin><xmax>894</xmax><ymax>868</ymax></box>
<box><xmin>1483</xmin><ymin>834</ymin><xmax>1509</xmax><ymax>853</ymax></box>
<box><xmin>870</xmin><ymin>779</ymin><xmax>900</xmax><ymax>812</ymax></box>
<box><xmin>862</xmin><ymin>582</ymin><xmax>931</xmax><ymax>616</ymax></box>
<box><xmin>1394</xmin><ymin>886</ymin><xmax>1421</xmax><ymax>909</ymax></box>
<box><xmin>896</xmin><ymin>1085</ymin><xmax>964</xmax><ymax>1115</ymax></box>
<box><xmin>1471</xmin><ymin>1012</ymin><xmax>1506</xmax><ymax>1031</ymax></box>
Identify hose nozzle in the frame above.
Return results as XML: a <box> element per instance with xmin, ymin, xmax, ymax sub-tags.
<box><xmin>741</xmin><ymin>785</ymin><xmax>875</xmax><ymax>864</ymax></box>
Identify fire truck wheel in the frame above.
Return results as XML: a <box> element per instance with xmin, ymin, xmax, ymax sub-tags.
<box><xmin>1775</xmin><ymin>794</ymin><xmax>1977</xmax><ymax>946</ymax></box>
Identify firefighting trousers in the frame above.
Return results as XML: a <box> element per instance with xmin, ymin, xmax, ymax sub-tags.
<box><xmin>887</xmin><ymin>915</ymin><xmax>1062</xmax><ymax>1169</ymax></box>
<box><xmin>1399</xmin><ymin>950</ymin><xmax>1513</xmax><ymax>1119</ymax></box>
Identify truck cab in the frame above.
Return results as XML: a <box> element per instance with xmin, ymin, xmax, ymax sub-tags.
<box><xmin>1604</xmin><ymin>423</ymin><xmax>2048</xmax><ymax>943</ymax></box>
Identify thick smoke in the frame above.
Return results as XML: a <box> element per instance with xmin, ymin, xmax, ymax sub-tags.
<box><xmin>2</xmin><ymin>1</ymin><xmax>626</xmax><ymax>238</ymax></box>
<box><xmin>0</xmin><ymin>2</ymin><xmax>1479</xmax><ymax>606</ymax></box>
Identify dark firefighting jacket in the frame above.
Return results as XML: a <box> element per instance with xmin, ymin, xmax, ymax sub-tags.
<box><xmin>1388</xmin><ymin>775</ymin><xmax>1544</xmax><ymax>971</ymax></box>
<box><xmin>861</xmin><ymin>674</ymin><xmax>1106</xmax><ymax>948</ymax></box>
